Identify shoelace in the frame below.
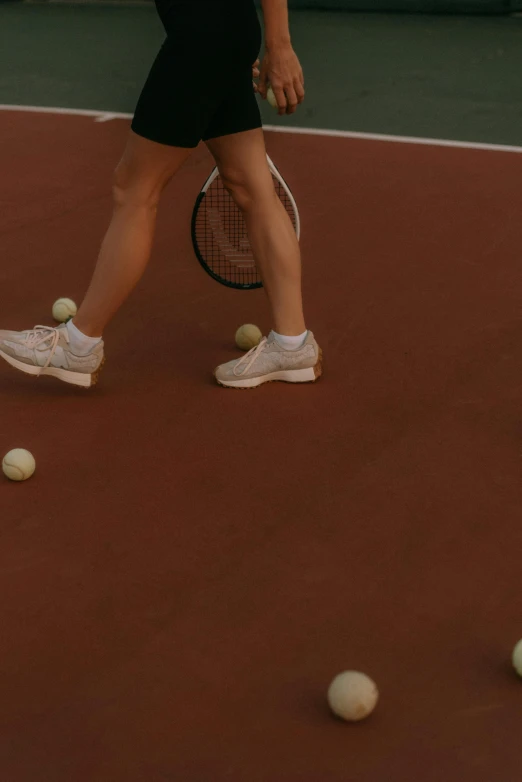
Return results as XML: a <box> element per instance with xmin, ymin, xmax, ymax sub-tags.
<box><xmin>23</xmin><ymin>325</ymin><xmax>61</xmax><ymax>375</ymax></box>
<box><xmin>233</xmin><ymin>336</ymin><xmax>268</xmax><ymax>377</ymax></box>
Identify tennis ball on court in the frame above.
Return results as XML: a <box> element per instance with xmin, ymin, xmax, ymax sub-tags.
<box><xmin>235</xmin><ymin>324</ymin><xmax>262</xmax><ymax>351</ymax></box>
<box><xmin>52</xmin><ymin>297</ymin><xmax>77</xmax><ymax>323</ymax></box>
<box><xmin>327</xmin><ymin>671</ymin><xmax>379</xmax><ymax>722</ymax></box>
<box><xmin>267</xmin><ymin>86</ymin><xmax>278</xmax><ymax>109</ymax></box>
<box><xmin>2</xmin><ymin>449</ymin><xmax>36</xmax><ymax>482</ymax></box>
<box><xmin>512</xmin><ymin>640</ymin><xmax>522</xmax><ymax>676</ymax></box>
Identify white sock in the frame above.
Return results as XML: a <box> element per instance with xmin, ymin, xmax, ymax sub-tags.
<box><xmin>271</xmin><ymin>330</ymin><xmax>308</xmax><ymax>351</ymax></box>
<box><xmin>66</xmin><ymin>319</ymin><xmax>102</xmax><ymax>356</ymax></box>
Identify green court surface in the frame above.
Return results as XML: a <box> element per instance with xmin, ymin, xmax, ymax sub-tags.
<box><xmin>1</xmin><ymin>3</ymin><xmax>522</xmax><ymax>145</ymax></box>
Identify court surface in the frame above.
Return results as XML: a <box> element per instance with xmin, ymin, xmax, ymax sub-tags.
<box><xmin>1</xmin><ymin>6</ymin><xmax>522</xmax><ymax>781</ymax></box>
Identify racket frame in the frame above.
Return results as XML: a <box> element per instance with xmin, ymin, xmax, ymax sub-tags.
<box><xmin>191</xmin><ymin>153</ymin><xmax>300</xmax><ymax>290</ymax></box>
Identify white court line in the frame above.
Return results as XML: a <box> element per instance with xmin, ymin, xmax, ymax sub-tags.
<box><xmin>1</xmin><ymin>103</ymin><xmax>522</xmax><ymax>155</ymax></box>
<box><xmin>0</xmin><ymin>104</ymin><xmax>118</xmax><ymax>118</ymax></box>
<box><xmin>0</xmin><ymin>104</ymin><xmax>132</xmax><ymax>120</ymax></box>
<box><xmin>94</xmin><ymin>112</ymin><xmax>130</xmax><ymax>123</ymax></box>
<box><xmin>263</xmin><ymin>124</ymin><xmax>522</xmax><ymax>155</ymax></box>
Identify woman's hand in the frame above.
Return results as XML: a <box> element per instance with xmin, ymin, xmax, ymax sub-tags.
<box><xmin>258</xmin><ymin>44</ymin><xmax>305</xmax><ymax>115</ymax></box>
<box><xmin>252</xmin><ymin>59</ymin><xmax>261</xmax><ymax>91</ymax></box>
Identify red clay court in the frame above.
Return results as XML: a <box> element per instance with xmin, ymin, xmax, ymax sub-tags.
<box><xmin>1</xmin><ymin>105</ymin><xmax>522</xmax><ymax>779</ymax></box>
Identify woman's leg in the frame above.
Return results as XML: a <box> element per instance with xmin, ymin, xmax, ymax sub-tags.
<box><xmin>205</xmin><ymin>128</ymin><xmax>306</xmax><ymax>338</ymax></box>
<box><xmin>74</xmin><ymin>131</ymin><xmax>192</xmax><ymax>337</ymax></box>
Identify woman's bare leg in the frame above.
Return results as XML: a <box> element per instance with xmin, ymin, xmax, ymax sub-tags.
<box><xmin>205</xmin><ymin>129</ymin><xmax>306</xmax><ymax>337</ymax></box>
<box><xmin>74</xmin><ymin>131</ymin><xmax>192</xmax><ymax>337</ymax></box>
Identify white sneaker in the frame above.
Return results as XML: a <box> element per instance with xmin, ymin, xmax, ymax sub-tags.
<box><xmin>0</xmin><ymin>325</ymin><xmax>105</xmax><ymax>388</ymax></box>
<box><xmin>214</xmin><ymin>331</ymin><xmax>322</xmax><ymax>389</ymax></box>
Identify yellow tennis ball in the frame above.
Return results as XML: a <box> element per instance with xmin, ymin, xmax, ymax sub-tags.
<box><xmin>235</xmin><ymin>324</ymin><xmax>262</xmax><ymax>351</ymax></box>
<box><xmin>512</xmin><ymin>640</ymin><xmax>522</xmax><ymax>676</ymax></box>
<box><xmin>2</xmin><ymin>448</ymin><xmax>36</xmax><ymax>482</ymax></box>
<box><xmin>327</xmin><ymin>671</ymin><xmax>379</xmax><ymax>722</ymax></box>
<box><xmin>267</xmin><ymin>86</ymin><xmax>278</xmax><ymax>109</ymax></box>
<box><xmin>52</xmin><ymin>297</ymin><xmax>77</xmax><ymax>323</ymax></box>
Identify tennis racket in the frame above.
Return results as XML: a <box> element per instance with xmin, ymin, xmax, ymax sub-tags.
<box><xmin>191</xmin><ymin>154</ymin><xmax>300</xmax><ymax>290</ymax></box>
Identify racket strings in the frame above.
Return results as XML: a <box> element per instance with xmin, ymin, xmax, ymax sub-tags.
<box><xmin>194</xmin><ymin>175</ymin><xmax>296</xmax><ymax>288</ymax></box>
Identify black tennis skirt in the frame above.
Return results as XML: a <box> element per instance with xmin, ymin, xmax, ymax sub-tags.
<box><xmin>131</xmin><ymin>0</ymin><xmax>263</xmax><ymax>148</ymax></box>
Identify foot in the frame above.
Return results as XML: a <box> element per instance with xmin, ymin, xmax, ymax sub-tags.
<box><xmin>0</xmin><ymin>325</ymin><xmax>105</xmax><ymax>388</ymax></box>
<box><xmin>215</xmin><ymin>331</ymin><xmax>322</xmax><ymax>389</ymax></box>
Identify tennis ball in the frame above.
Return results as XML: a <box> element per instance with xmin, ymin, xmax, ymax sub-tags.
<box><xmin>512</xmin><ymin>640</ymin><xmax>522</xmax><ymax>676</ymax></box>
<box><xmin>2</xmin><ymin>449</ymin><xmax>36</xmax><ymax>482</ymax></box>
<box><xmin>235</xmin><ymin>324</ymin><xmax>262</xmax><ymax>351</ymax></box>
<box><xmin>267</xmin><ymin>86</ymin><xmax>278</xmax><ymax>110</ymax></box>
<box><xmin>327</xmin><ymin>671</ymin><xmax>379</xmax><ymax>722</ymax></box>
<box><xmin>52</xmin><ymin>298</ymin><xmax>77</xmax><ymax>323</ymax></box>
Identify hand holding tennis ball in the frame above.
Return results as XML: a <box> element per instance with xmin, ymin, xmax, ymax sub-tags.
<box><xmin>267</xmin><ymin>86</ymin><xmax>278</xmax><ymax>110</ymax></box>
<box><xmin>258</xmin><ymin>47</ymin><xmax>305</xmax><ymax>115</ymax></box>
<box><xmin>252</xmin><ymin>59</ymin><xmax>260</xmax><ymax>88</ymax></box>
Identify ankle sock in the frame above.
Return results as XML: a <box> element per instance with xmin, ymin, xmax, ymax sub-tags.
<box><xmin>66</xmin><ymin>320</ymin><xmax>102</xmax><ymax>356</ymax></box>
<box><xmin>272</xmin><ymin>330</ymin><xmax>308</xmax><ymax>351</ymax></box>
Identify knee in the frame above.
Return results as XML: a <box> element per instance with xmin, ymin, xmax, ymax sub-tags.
<box><xmin>220</xmin><ymin>168</ymin><xmax>253</xmax><ymax>212</ymax></box>
<box><xmin>112</xmin><ymin>161</ymin><xmax>164</xmax><ymax>211</ymax></box>
<box><xmin>220</xmin><ymin>167</ymin><xmax>273</xmax><ymax>214</ymax></box>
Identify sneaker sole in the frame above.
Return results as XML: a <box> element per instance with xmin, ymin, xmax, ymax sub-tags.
<box><xmin>216</xmin><ymin>349</ymin><xmax>323</xmax><ymax>390</ymax></box>
<box><xmin>0</xmin><ymin>351</ymin><xmax>105</xmax><ymax>389</ymax></box>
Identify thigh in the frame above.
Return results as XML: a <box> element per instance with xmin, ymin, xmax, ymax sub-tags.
<box><xmin>205</xmin><ymin>128</ymin><xmax>273</xmax><ymax>193</ymax></box>
<box><xmin>131</xmin><ymin>36</ymin><xmax>221</xmax><ymax>149</ymax></box>
<box><xmin>202</xmin><ymin>2</ymin><xmax>262</xmax><ymax>143</ymax></box>
<box><xmin>115</xmin><ymin>130</ymin><xmax>192</xmax><ymax>203</ymax></box>
<box><xmin>202</xmin><ymin>66</ymin><xmax>262</xmax><ymax>145</ymax></box>
<box><xmin>133</xmin><ymin>0</ymin><xmax>260</xmax><ymax>150</ymax></box>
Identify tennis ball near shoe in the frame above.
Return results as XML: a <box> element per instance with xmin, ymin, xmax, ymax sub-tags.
<box><xmin>327</xmin><ymin>671</ymin><xmax>379</xmax><ymax>722</ymax></box>
<box><xmin>2</xmin><ymin>449</ymin><xmax>36</xmax><ymax>482</ymax></box>
<box><xmin>52</xmin><ymin>298</ymin><xmax>77</xmax><ymax>323</ymax></box>
<box><xmin>267</xmin><ymin>86</ymin><xmax>278</xmax><ymax>109</ymax></box>
<box><xmin>235</xmin><ymin>324</ymin><xmax>262</xmax><ymax>351</ymax></box>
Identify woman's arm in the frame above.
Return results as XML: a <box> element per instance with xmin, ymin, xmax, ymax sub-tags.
<box><xmin>259</xmin><ymin>0</ymin><xmax>305</xmax><ymax>115</ymax></box>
